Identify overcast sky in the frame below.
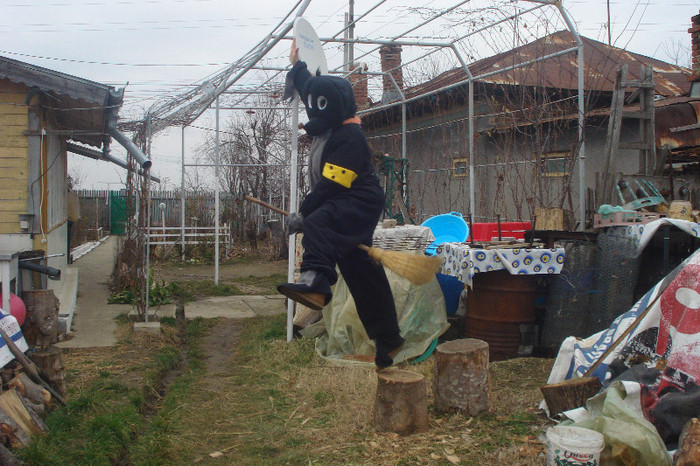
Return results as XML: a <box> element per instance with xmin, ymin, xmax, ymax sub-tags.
<box><xmin>2</xmin><ymin>0</ymin><xmax>698</xmax><ymax>190</ymax></box>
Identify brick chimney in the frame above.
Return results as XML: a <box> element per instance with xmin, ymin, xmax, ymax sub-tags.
<box><xmin>379</xmin><ymin>44</ymin><xmax>404</xmax><ymax>103</ymax></box>
<box><xmin>348</xmin><ymin>62</ymin><xmax>369</xmax><ymax>110</ymax></box>
<box><xmin>691</xmin><ymin>10</ymin><xmax>700</xmax><ymax>81</ymax></box>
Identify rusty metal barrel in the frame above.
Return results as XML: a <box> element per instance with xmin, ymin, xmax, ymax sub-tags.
<box><xmin>465</xmin><ymin>270</ymin><xmax>537</xmax><ymax>360</ymax></box>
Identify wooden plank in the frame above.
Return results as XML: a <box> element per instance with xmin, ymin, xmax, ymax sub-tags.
<box><xmin>0</xmin><ymin>178</ymin><xmax>27</xmax><ymax>191</ymax></box>
<box><xmin>0</xmin><ymin>189</ymin><xmax>26</xmax><ymax>200</ymax></box>
<box><xmin>0</xmin><ymin>147</ymin><xmax>29</xmax><ymax>159</ymax></box>
<box><xmin>619</xmin><ymin>141</ymin><xmax>652</xmax><ymax>151</ymax></box>
<box><xmin>0</xmin><ymin>105</ymin><xmax>28</xmax><ymax>117</ymax></box>
<box><xmin>0</xmin><ymin>223</ymin><xmax>21</xmax><ymax>234</ymax></box>
<box><xmin>0</xmin><ymin>82</ymin><xmax>30</xmax><ymax>95</ymax></box>
<box><xmin>0</xmin><ymin>199</ymin><xmax>28</xmax><ymax>211</ymax></box>
<box><xmin>0</xmin><ymin>156</ymin><xmax>28</xmax><ymax>169</ymax></box>
<box><xmin>601</xmin><ymin>64</ymin><xmax>627</xmax><ymax>204</ymax></box>
<box><xmin>622</xmin><ymin>111</ymin><xmax>651</xmax><ymax>120</ymax></box>
<box><xmin>0</xmin><ymin>113</ymin><xmax>28</xmax><ymax>127</ymax></box>
<box><xmin>0</xmin><ymin>93</ymin><xmax>30</xmax><ymax>105</ymax></box>
<box><xmin>534</xmin><ymin>208</ymin><xmax>574</xmax><ymax>231</ymax></box>
<box><xmin>0</xmin><ymin>135</ymin><xmax>28</xmax><ymax>148</ymax></box>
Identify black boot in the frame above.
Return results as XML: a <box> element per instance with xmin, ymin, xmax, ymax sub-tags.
<box><xmin>277</xmin><ymin>270</ymin><xmax>332</xmax><ymax>311</ymax></box>
<box><xmin>375</xmin><ymin>336</ymin><xmax>406</xmax><ymax>371</ymax></box>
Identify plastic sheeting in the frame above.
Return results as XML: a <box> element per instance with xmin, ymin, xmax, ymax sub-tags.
<box><xmin>315</xmin><ymin>265</ymin><xmax>449</xmax><ymax>366</ymax></box>
<box><xmin>564</xmin><ymin>381</ymin><xmax>672</xmax><ymax>465</ymax></box>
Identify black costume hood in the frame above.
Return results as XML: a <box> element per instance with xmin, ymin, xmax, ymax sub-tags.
<box><xmin>285</xmin><ymin>61</ymin><xmax>358</xmax><ymax>136</ymax></box>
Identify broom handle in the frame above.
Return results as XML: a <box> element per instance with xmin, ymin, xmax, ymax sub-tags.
<box><xmin>245</xmin><ymin>195</ymin><xmax>289</xmax><ymax>216</ymax></box>
<box><xmin>245</xmin><ymin>195</ymin><xmax>372</xmax><ymax>253</ymax></box>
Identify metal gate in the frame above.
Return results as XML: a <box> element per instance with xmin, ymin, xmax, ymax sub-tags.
<box><xmin>110</xmin><ymin>191</ymin><xmax>127</xmax><ymax>235</ymax></box>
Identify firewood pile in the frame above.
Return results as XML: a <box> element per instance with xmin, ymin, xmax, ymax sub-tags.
<box><xmin>0</xmin><ymin>352</ymin><xmax>64</xmax><ymax>463</ymax></box>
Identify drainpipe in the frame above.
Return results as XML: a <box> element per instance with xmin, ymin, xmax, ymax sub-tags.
<box><xmin>106</xmin><ymin>123</ymin><xmax>152</xmax><ymax>170</ymax></box>
<box><xmin>66</xmin><ymin>142</ymin><xmax>160</xmax><ymax>182</ymax></box>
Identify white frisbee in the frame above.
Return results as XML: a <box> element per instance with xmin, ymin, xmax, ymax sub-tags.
<box><xmin>293</xmin><ymin>17</ymin><xmax>328</xmax><ymax>76</ymax></box>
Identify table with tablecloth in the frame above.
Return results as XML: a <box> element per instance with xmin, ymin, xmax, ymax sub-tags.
<box><xmin>434</xmin><ymin>242</ymin><xmax>566</xmax><ymax>287</ymax></box>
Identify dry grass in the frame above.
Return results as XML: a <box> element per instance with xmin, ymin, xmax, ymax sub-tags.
<box><xmin>63</xmin><ymin>323</ymin><xmax>179</xmax><ymax>391</ymax></box>
<box><xmin>160</xmin><ymin>315</ymin><xmax>556</xmax><ymax>465</ymax></box>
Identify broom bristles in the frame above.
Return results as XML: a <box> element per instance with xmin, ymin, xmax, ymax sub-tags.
<box><xmin>366</xmin><ymin>247</ymin><xmax>443</xmax><ymax>285</ymax></box>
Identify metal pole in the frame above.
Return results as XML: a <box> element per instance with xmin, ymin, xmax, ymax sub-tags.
<box><xmin>181</xmin><ymin>126</ymin><xmax>186</xmax><ymax>261</ymax></box>
<box><xmin>284</xmin><ymin>5</ymin><xmax>309</xmax><ymax>342</ymax></box>
<box><xmin>557</xmin><ymin>4</ymin><xmax>586</xmax><ymax>230</ymax></box>
<box><xmin>343</xmin><ymin>13</ymin><xmax>349</xmax><ymax>71</ymax></box>
<box><xmin>287</xmin><ymin>96</ymin><xmax>299</xmax><ymax>343</ymax></box>
<box><xmin>215</xmin><ymin>96</ymin><xmax>220</xmax><ymax>285</ymax></box>
<box><xmin>348</xmin><ymin>0</ymin><xmax>355</xmax><ymax>66</ymax></box>
<box><xmin>144</xmin><ymin>114</ymin><xmax>152</xmax><ymax>323</ymax></box>
<box><xmin>401</xmin><ymin>104</ymin><xmax>407</xmax><ymax>160</ymax></box>
<box><xmin>469</xmin><ymin>79</ymin><xmax>475</xmax><ymax>219</ymax></box>
<box><xmin>607</xmin><ymin>0</ymin><xmax>612</xmax><ymax>45</ymax></box>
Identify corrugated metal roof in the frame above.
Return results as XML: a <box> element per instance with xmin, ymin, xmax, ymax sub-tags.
<box><xmin>0</xmin><ymin>55</ymin><xmax>123</xmax><ymax>148</ymax></box>
<box><xmin>406</xmin><ymin>31</ymin><xmax>691</xmax><ymax>100</ymax></box>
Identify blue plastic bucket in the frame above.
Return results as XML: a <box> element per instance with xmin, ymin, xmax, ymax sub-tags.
<box><xmin>421</xmin><ymin>211</ymin><xmax>469</xmax><ymax>255</ymax></box>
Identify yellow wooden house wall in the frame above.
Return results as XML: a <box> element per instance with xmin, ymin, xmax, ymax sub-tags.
<box><xmin>0</xmin><ymin>80</ymin><xmax>29</xmax><ymax>235</ymax></box>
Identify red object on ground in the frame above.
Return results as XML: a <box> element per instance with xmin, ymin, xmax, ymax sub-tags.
<box><xmin>0</xmin><ymin>293</ymin><xmax>26</xmax><ymax>326</ymax></box>
<box><xmin>470</xmin><ymin>222</ymin><xmax>531</xmax><ymax>242</ymax></box>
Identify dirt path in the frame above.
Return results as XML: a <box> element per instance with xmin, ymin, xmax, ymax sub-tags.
<box><xmin>201</xmin><ymin>318</ymin><xmax>242</xmax><ymax>389</ymax></box>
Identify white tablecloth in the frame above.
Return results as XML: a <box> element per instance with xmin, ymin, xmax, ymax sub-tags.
<box><xmin>435</xmin><ymin>243</ymin><xmax>566</xmax><ymax>287</ymax></box>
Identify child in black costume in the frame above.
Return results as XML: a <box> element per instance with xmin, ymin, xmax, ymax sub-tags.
<box><xmin>278</xmin><ymin>40</ymin><xmax>404</xmax><ymax>369</ymax></box>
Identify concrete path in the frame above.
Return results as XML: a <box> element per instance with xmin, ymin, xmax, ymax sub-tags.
<box><xmin>56</xmin><ymin>237</ymin><xmax>130</xmax><ymax>348</ymax></box>
<box><xmin>57</xmin><ymin>237</ymin><xmax>286</xmax><ymax>349</ymax></box>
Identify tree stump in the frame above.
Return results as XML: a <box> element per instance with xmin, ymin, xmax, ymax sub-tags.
<box><xmin>29</xmin><ymin>346</ymin><xmax>66</xmax><ymax>397</ymax></box>
<box><xmin>540</xmin><ymin>377</ymin><xmax>602</xmax><ymax>417</ymax></box>
<box><xmin>434</xmin><ymin>338</ymin><xmax>490</xmax><ymax>415</ymax></box>
<box><xmin>21</xmin><ymin>290</ymin><xmax>59</xmax><ymax>348</ymax></box>
<box><xmin>675</xmin><ymin>418</ymin><xmax>700</xmax><ymax>465</ymax></box>
<box><xmin>373</xmin><ymin>370</ymin><xmax>429</xmax><ymax>435</ymax></box>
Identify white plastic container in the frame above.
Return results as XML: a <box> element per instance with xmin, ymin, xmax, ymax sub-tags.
<box><xmin>546</xmin><ymin>425</ymin><xmax>605</xmax><ymax>466</ymax></box>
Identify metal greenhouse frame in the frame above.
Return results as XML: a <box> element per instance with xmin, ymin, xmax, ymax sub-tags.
<box><xmin>122</xmin><ymin>0</ymin><xmax>585</xmax><ymax>340</ymax></box>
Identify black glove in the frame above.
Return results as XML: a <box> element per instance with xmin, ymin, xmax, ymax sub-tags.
<box><xmin>286</xmin><ymin>212</ymin><xmax>304</xmax><ymax>235</ymax></box>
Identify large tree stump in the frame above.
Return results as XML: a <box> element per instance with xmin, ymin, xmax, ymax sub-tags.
<box><xmin>373</xmin><ymin>370</ymin><xmax>429</xmax><ymax>435</ymax></box>
<box><xmin>540</xmin><ymin>377</ymin><xmax>602</xmax><ymax>417</ymax></box>
<box><xmin>29</xmin><ymin>346</ymin><xmax>66</xmax><ymax>397</ymax></box>
<box><xmin>675</xmin><ymin>418</ymin><xmax>700</xmax><ymax>465</ymax></box>
<box><xmin>434</xmin><ymin>338</ymin><xmax>490</xmax><ymax>415</ymax></box>
<box><xmin>21</xmin><ymin>290</ymin><xmax>59</xmax><ymax>348</ymax></box>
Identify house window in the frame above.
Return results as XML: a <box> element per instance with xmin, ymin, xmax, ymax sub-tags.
<box><xmin>538</xmin><ymin>151</ymin><xmax>570</xmax><ymax>178</ymax></box>
<box><xmin>452</xmin><ymin>158</ymin><xmax>468</xmax><ymax>178</ymax></box>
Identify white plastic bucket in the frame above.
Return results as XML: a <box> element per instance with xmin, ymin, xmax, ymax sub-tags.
<box><xmin>546</xmin><ymin>425</ymin><xmax>605</xmax><ymax>466</ymax></box>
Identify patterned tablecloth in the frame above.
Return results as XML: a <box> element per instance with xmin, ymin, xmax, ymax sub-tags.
<box><xmin>435</xmin><ymin>243</ymin><xmax>566</xmax><ymax>287</ymax></box>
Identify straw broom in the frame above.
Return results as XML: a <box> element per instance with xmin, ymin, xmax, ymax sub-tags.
<box><xmin>244</xmin><ymin>195</ymin><xmax>441</xmax><ymax>285</ymax></box>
